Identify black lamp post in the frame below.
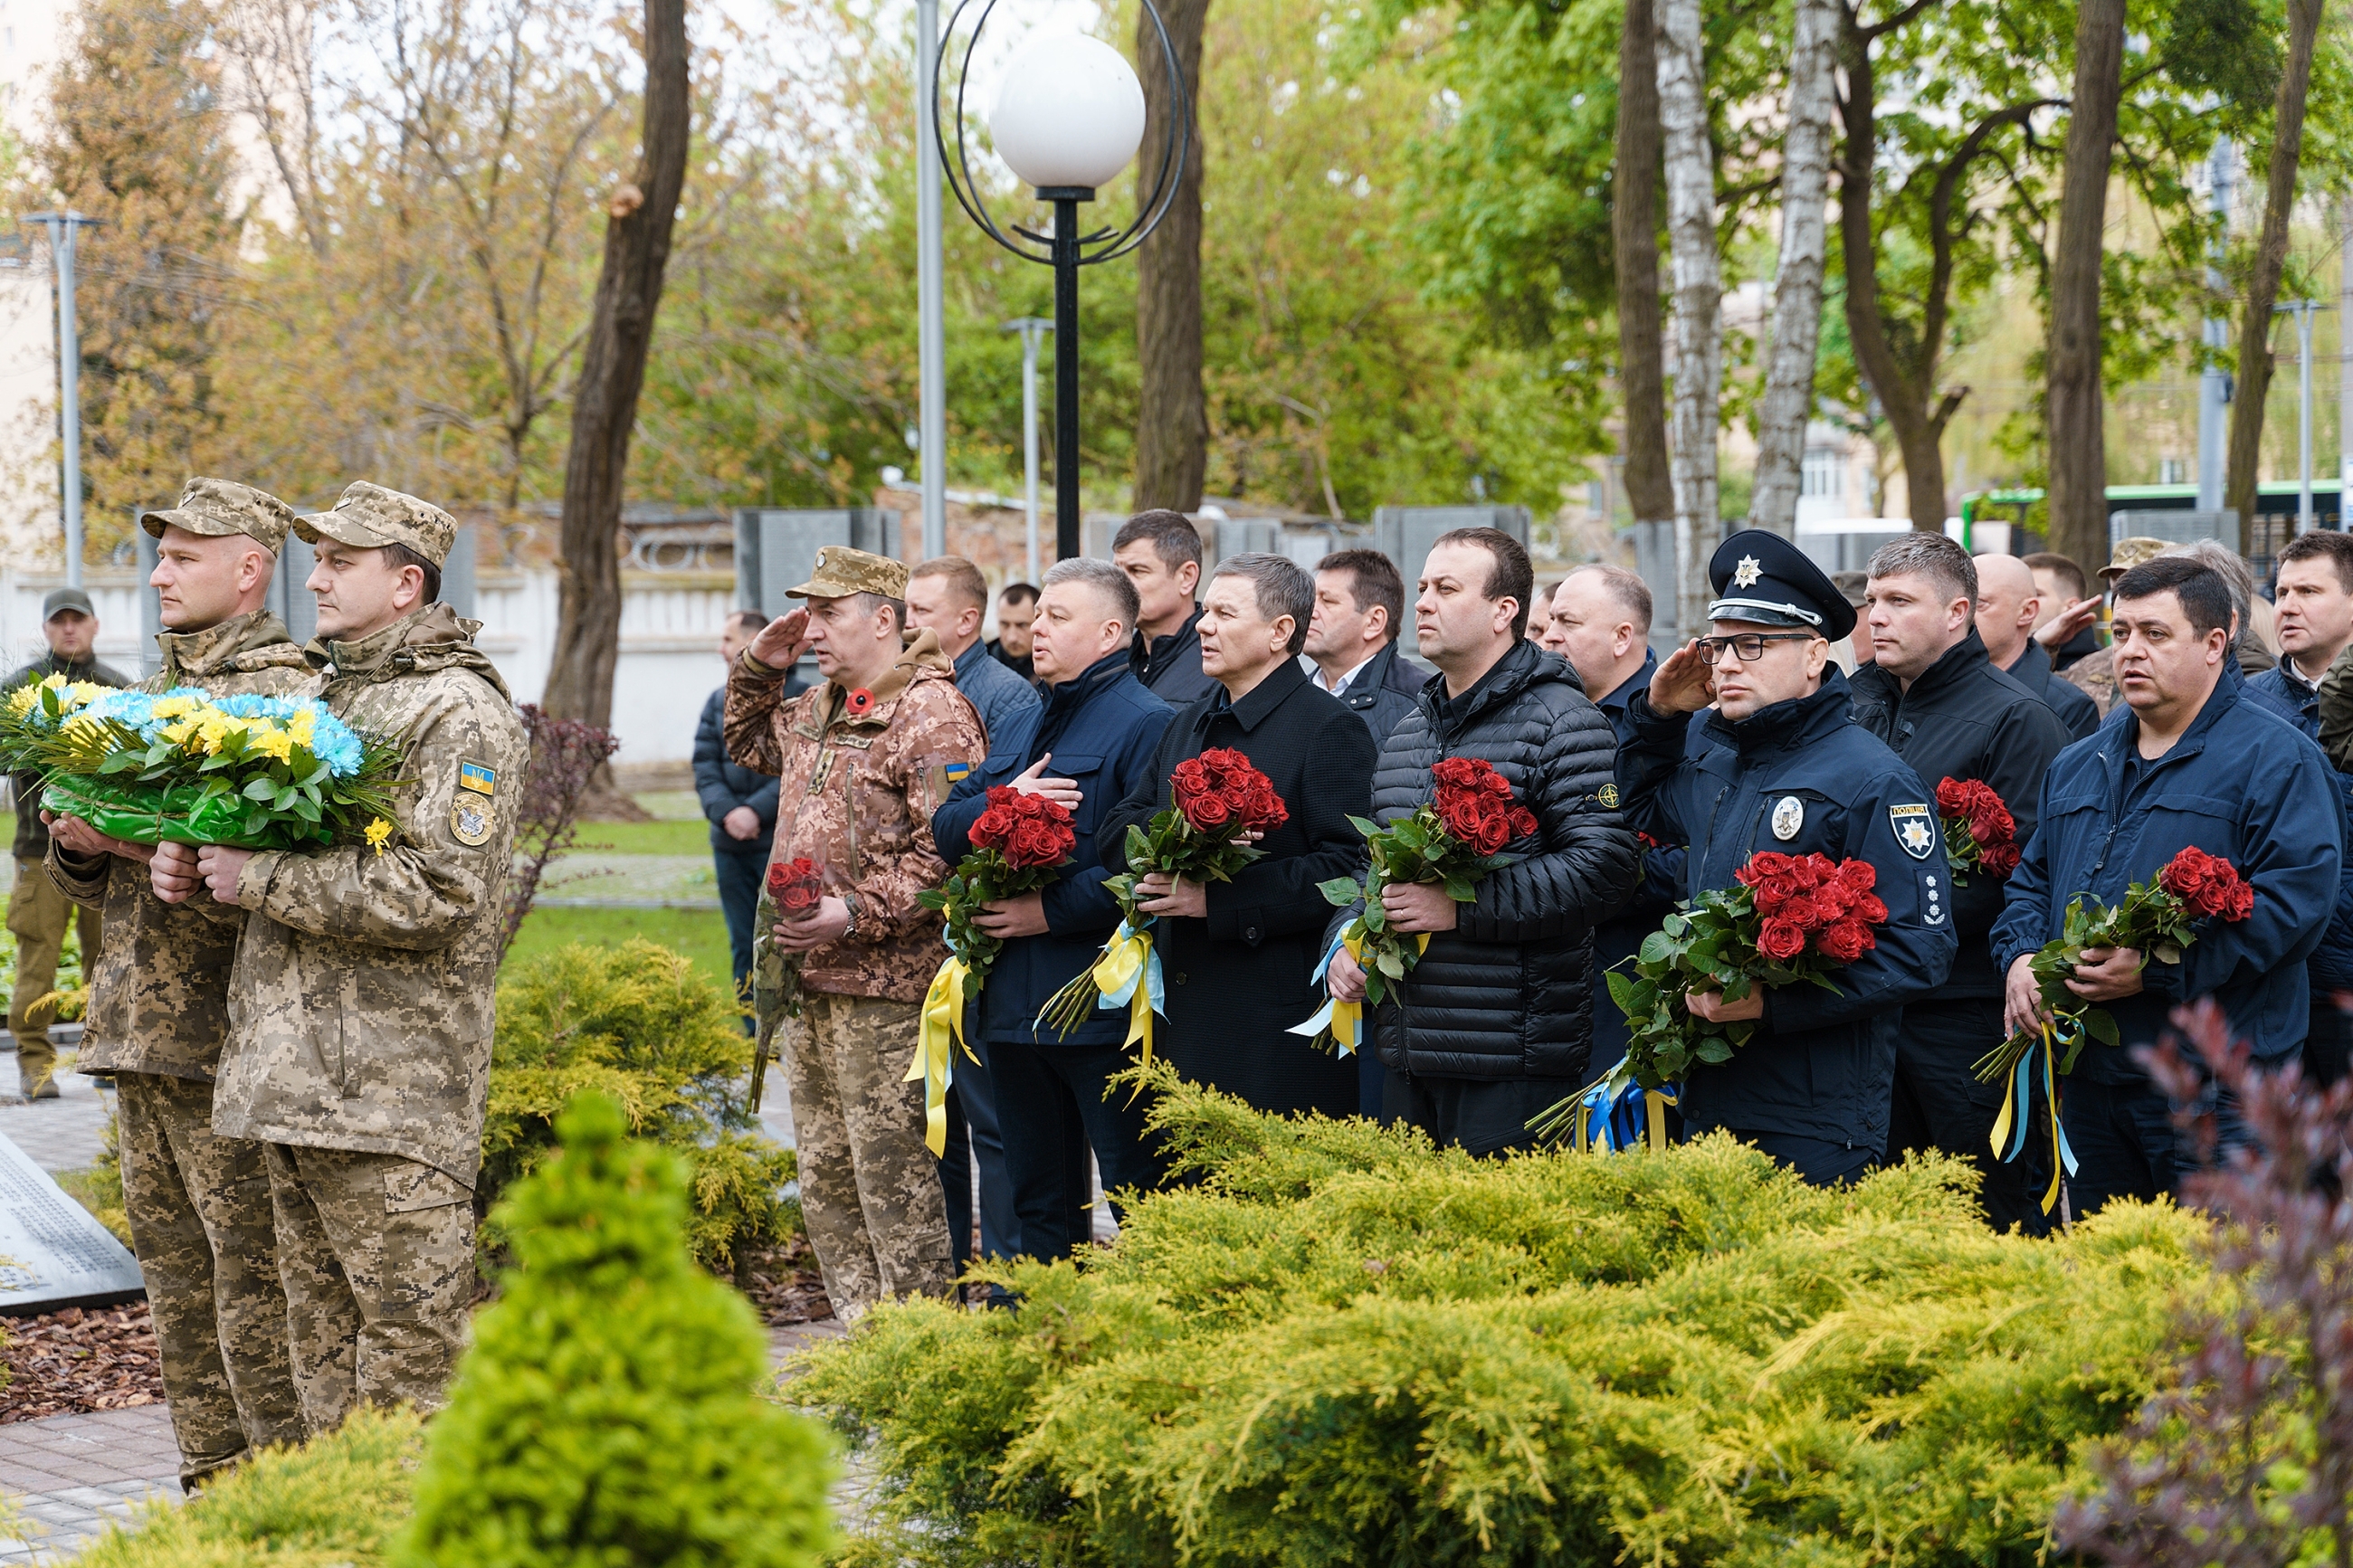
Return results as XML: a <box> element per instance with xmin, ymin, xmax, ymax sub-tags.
<box><xmin>936</xmin><ymin>5</ymin><xmax>1188</xmax><ymax>560</ymax></box>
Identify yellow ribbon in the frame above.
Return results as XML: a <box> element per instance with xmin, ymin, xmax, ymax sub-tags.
<box><xmin>906</xmin><ymin>955</ymin><xmax>976</xmax><ymax>1157</ymax></box>
<box><xmin>1090</xmin><ymin>926</ymin><xmax>1157</xmax><ymax>1067</ymax></box>
<box><xmin>1986</xmin><ymin>1020</ymin><xmax>2077</xmax><ymax>1216</ymax></box>
<box><xmin>1319</xmin><ymin>929</ymin><xmax>1430</xmax><ymax>1056</ymax></box>
<box><xmin>1643</xmin><ymin>1088</ymin><xmax>1675</xmax><ymax>1155</ymax></box>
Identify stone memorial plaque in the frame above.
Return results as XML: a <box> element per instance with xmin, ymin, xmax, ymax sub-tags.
<box><xmin>0</xmin><ymin>1132</ymin><xmax>143</xmax><ymax>1314</ymax></box>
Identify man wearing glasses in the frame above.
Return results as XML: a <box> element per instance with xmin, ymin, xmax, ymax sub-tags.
<box><xmin>1616</xmin><ymin>529</ymin><xmax>1956</xmax><ymax>1185</ymax></box>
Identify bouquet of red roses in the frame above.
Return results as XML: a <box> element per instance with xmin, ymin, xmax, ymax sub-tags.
<box><xmin>1037</xmin><ymin>747</ymin><xmax>1288</xmax><ymax>1051</ymax></box>
<box><xmin>747</xmin><ymin>856</ymin><xmax>826</xmax><ymax>1112</ymax></box>
<box><xmin>1536</xmin><ymin>851</ymin><xmax>1890</xmax><ymax>1149</ymax></box>
<box><xmin>1937</xmin><ymin>776</ymin><xmax>2021</xmax><ymax>884</ymax></box>
<box><xmin>1291</xmin><ymin>755</ymin><xmax>1536</xmax><ymax>1054</ymax></box>
<box><xmin>909</xmin><ymin>787</ymin><xmax>1077</xmax><ymax>1155</ymax></box>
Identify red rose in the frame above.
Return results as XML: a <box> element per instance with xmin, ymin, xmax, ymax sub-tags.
<box><xmin>2225</xmin><ymin>879</ymin><xmax>2255</xmax><ymax>921</ymax></box>
<box><xmin>1982</xmin><ymin>843</ymin><xmax>2021</xmax><ymax>879</ymax></box>
<box><xmin>2159</xmin><ymin>848</ymin><xmax>2215</xmax><ymax>901</ymax></box>
<box><xmin>1751</xmin><ymin>881</ymin><xmax>1786</xmax><ymax>916</ymax></box>
<box><xmin>1510</xmin><ymin>807</ymin><xmax>1538</xmax><ymax>840</ymax></box>
<box><xmin>1778</xmin><ymin>895</ymin><xmax>1817</xmax><ymax>929</ymax></box>
<box><xmin>1816</xmin><ymin>919</ymin><xmax>1873</xmax><ymax>963</ymax></box>
<box><xmin>1739</xmin><ymin>851</ymin><xmax>1794</xmax><ymax>885</ymax></box>
<box><xmin>1484</xmin><ymin>771</ymin><xmax>1513</xmax><ymax>798</ymax></box>
<box><xmin>971</xmin><ymin>808</ymin><xmax>1015</xmax><ymax>846</ymax></box>
<box><xmin>1936</xmin><ymin>776</ymin><xmax>1971</xmax><ymax>814</ymax></box>
<box><xmin>1853</xmin><ymin>892</ymin><xmax>1889</xmax><ymax>923</ymax></box>
<box><xmin>767</xmin><ymin>856</ymin><xmax>824</xmax><ymax>911</ymax></box>
<box><xmin>1836</xmin><ymin>860</ymin><xmax>1876</xmax><ymax>893</ymax></box>
<box><xmin>1757</xmin><ymin>917</ymin><xmax>1806</xmax><ymax>961</ymax></box>
<box><xmin>1187</xmin><ymin>793</ymin><xmax>1231</xmax><ymax>829</ymax></box>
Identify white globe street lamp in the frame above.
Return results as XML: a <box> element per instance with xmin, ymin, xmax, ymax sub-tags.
<box><xmin>939</xmin><ymin>7</ymin><xmax>1188</xmax><ymax>559</ymax></box>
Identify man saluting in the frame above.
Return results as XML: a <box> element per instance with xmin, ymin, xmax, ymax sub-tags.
<box><xmin>1616</xmin><ymin>529</ymin><xmax>1956</xmax><ymax>1185</ymax></box>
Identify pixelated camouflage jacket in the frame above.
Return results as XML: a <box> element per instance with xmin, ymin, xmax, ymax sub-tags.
<box><xmin>209</xmin><ymin>603</ymin><xmax>528</xmax><ymax>1185</ymax></box>
<box><xmin>52</xmin><ymin>611</ymin><xmax>313</xmax><ymax>1080</ymax></box>
<box><xmin>724</xmin><ymin>628</ymin><xmax>986</xmax><ymax>1004</ymax></box>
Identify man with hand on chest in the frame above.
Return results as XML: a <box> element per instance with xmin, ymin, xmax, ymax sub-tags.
<box><xmin>1618</xmin><ymin>529</ymin><xmax>1957</xmax><ymax>1186</ymax></box>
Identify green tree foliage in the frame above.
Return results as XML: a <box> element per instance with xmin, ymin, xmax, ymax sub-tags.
<box><xmin>486</xmin><ymin>940</ymin><xmax>795</xmax><ymax>1272</ymax></box>
<box><xmin>795</xmin><ymin>1064</ymin><xmax>2209</xmax><ymax>1566</ymax></box>
<box><xmin>78</xmin><ymin>1408</ymin><xmax>423</xmax><ymax>1568</ymax></box>
<box><xmin>399</xmin><ymin>1093</ymin><xmax>836</xmax><ymax>1568</ymax></box>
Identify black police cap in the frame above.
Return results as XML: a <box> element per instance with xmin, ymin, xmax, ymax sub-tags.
<box><xmin>1706</xmin><ymin>527</ymin><xmax>1857</xmax><ymax>642</ymax></box>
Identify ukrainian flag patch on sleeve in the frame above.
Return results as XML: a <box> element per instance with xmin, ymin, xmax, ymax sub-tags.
<box><xmin>458</xmin><ymin>761</ymin><xmax>497</xmax><ymax>796</ymax></box>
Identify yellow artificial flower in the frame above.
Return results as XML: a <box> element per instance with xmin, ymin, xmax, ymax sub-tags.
<box><xmin>158</xmin><ymin>718</ymin><xmax>196</xmax><ymax>746</ymax></box>
<box><xmin>39</xmin><ymin>673</ymin><xmax>65</xmax><ymax>691</ymax></box>
<box><xmin>196</xmin><ymin>715</ymin><xmax>244</xmax><ymax>755</ymax></box>
<box><xmin>5</xmin><ymin>685</ymin><xmax>40</xmax><ymax>718</ymax></box>
<box><xmin>365</xmin><ymin>817</ymin><xmax>394</xmax><ymax>857</ymax></box>
<box><xmin>63</xmin><ymin>681</ymin><xmax>106</xmax><ymax>708</ymax></box>
<box><xmin>287</xmin><ymin>708</ymin><xmax>317</xmax><ymax>749</ymax></box>
<box><xmin>150</xmin><ymin>695</ymin><xmax>198</xmax><ymax>720</ymax></box>
<box><xmin>249</xmin><ymin>726</ymin><xmax>294</xmax><ymax>763</ymax></box>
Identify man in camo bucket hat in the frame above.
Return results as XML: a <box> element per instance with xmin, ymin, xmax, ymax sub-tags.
<box><xmin>149</xmin><ymin>479</ymin><xmax>527</xmax><ymax>1432</ymax></box>
<box><xmin>45</xmin><ymin>476</ymin><xmax>312</xmax><ymax>1483</ymax></box>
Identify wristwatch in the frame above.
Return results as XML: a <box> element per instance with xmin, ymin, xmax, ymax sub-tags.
<box><xmin>842</xmin><ymin>891</ymin><xmax>862</xmax><ymax>938</ymax></box>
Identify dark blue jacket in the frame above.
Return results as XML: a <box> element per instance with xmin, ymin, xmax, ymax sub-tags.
<box><xmin>953</xmin><ymin>636</ymin><xmax>1043</xmax><ymax>758</ymax></box>
<box><xmin>1589</xmin><ymin>651</ymin><xmax>1684</xmax><ymax>1065</ymax></box>
<box><xmin>2226</xmin><ymin>660</ymin><xmax>2353</xmax><ymax>993</ymax></box>
<box><xmin>1991</xmin><ymin>666</ymin><xmax>2343</xmax><ymax>1070</ymax></box>
<box><xmin>933</xmin><ymin>651</ymin><xmax>1175</xmax><ymax>1049</ymax></box>
<box><xmin>692</xmin><ymin>687</ymin><xmax>778</xmax><ymax>855</ymax></box>
<box><xmin>1322</xmin><ymin>637</ymin><xmax>1425</xmax><ymax>746</ymax></box>
<box><xmin>1618</xmin><ymin>666</ymin><xmax>1957</xmax><ymax>1154</ymax></box>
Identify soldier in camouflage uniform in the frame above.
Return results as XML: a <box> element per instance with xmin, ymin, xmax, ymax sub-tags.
<box><xmin>726</xmin><ymin>546</ymin><xmax>986</xmax><ymax>1319</ymax></box>
<box><xmin>46</xmin><ymin>479</ymin><xmax>311</xmax><ymax>1484</ymax></box>
<box><xmin>150</xmin><ymin>482</ymin><xmax>526</xmax><ymax>1432</ymax></box>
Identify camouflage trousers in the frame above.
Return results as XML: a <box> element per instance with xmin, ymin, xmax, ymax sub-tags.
<box><xmin>117</xmin><ymin>1073</ymin><xmax>305</xmax><ymax>1482</ymax></box>
<box><xmin>8</xmin><ymin>861</ymin><xmax>99</xmax><ymax>1088</ymax></box>
<box><xmin>262</xmin><ymin>1142</ymin><xmax>475</xmax><ymax>1435</ymax></box>
<box><xmin>786</xmin><ymin>991</ymin><xmax>953</xmax><ymax>1317</ymax></box>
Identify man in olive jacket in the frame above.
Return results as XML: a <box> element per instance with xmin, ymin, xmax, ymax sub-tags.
<box><xmin>46</xmin><ymin>479</ymin><xmax>311</xmax><ymax>1482</ymax></box>
<box><xmin>152</xmin><ymin>482</ymin><xmax>527</xmax><ymax>1433</ymax></box>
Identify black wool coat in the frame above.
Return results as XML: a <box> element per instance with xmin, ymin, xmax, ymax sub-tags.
<box><xmin>1099</xmin><ymin>658</ymin><xmax>1377</xmax><ymax>1116</ymax></box>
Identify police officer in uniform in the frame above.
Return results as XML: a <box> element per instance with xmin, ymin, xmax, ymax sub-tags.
<box><xmin>1617</xmin><ymin>530</ymin><xmax>1958</xmax><ymax>1184</ymax></box>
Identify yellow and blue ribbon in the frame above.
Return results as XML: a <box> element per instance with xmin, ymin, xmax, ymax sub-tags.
<box><xmin>1089</xmin><ymin>920</ymin><xmax>1165</xmax><ymax>1066</ymax></box>
<box><xmin>907</xmin><ymin>955</ymin><xmax>978</xmax><ymax>1157</ymax></box>
<box><xmin>1987</xmin><ymin>1018</ymin><xmax>2081</xmax><ymax>1214</ymax></box>
<box><xmin>1288</xmin><ymin>928</ymin><xmax>1430</xmax><ymax>1055</ymax></box>
<box><xmin>1565</xmin><ymin>1056</ymin><xmax>1679</xmax><ymax>1155</ymax></box>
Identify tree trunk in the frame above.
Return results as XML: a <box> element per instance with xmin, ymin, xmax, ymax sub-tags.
<box><xmin>2043</xmin><ymin>0</ymin><xmax>2127</xmax><ymax>569</ymax></box>
<box><xmin>1835</xmin><ymin>18</ymin><xmax>1953</xmax><ymax>530</ymax></box>
<box><xmin>1656</xmin><ymin>0</ymin><xmax>1720</xmax><ymax>633</ymax></box>
<box><xmin>2225</xmin><ymin>0</ymin><xmax>2326</xmax><ymax>551</ymax></box>
<box><xmin>1747</xmin><ymin>0</ymin><xmax>1839</xmax><ymax>537</ymax></box>
<box><xmin>541</xmin><ymin>0</ymin><xmax>690</xmax><ymax>728</ymax></box>
<box><xmin>1134</xmin><ymin>0</ymin><xmax>1209</xmax><ymax>513</ymax></box>
<box><xmin>1614</xmin><ymin>0</ymin><xmax>1674</xmax><ymax>537</ymax></box>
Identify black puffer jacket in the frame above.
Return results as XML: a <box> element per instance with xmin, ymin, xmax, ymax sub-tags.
<box><xmin>1334</xmin><ymin>638</ymin><xmax>1637</xmax><ymax>1082</ymax></box>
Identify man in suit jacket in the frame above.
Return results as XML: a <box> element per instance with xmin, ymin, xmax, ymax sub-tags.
<box><xmin>1101</xmin><ymin>554</ymin><xmax>1376</xmax><ymax>1117</ymax></box>
<box><xmin>1305</xmin><ymin>548</ymin><xmax>1423</xmax><ymax>750</ymax></box>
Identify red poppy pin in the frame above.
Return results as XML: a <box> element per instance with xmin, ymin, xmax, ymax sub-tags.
<box><xmin>844</xmin><ymin>687</ymin><xmax>875</xmax><ymax>717</ymax></box>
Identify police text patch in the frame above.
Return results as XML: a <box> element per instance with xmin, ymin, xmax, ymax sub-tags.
<box><xmin>1891</xmin><ymin>802</ymin><xmax>1937</xmax><ymax>860</ymax></box>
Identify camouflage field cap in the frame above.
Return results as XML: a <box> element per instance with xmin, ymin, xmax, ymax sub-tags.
<box><xmin>139</xmin><ymin>477</ymin><xmax>295</xmax><ymax>553</ymax></box>
<box><xmin>788</xmin><ymin>545</ymin><xmax>909</xmax><ymax>601</ymax></box>
<box><xmin>2099</xmin><ymin>536</ymin><xmax>2173</xmax><ymax>582</ymax></box>
<box><xmin>294</xmin><ymin>481</ymin><xmax>457</xmax><ymax>567</ymax></box>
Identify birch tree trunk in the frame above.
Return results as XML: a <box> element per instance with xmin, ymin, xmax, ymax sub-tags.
<box><xmin>1747</xmin><ymin>0</ymin><xmax>1839</xmax><ymax>538</ymax></box>
<box><xmin>2225</xmin><ymin>0</ymin><xmax>2327</xmax><ymax>550</ymax></box>
<box><xmin>1656</xmin><ymin>0</ymin><xmax>1720</xmax><ymax>632</ymax></box>
<box><xmin>1614</xmin><ymin>0</ymin><xmax>1675</xmax><ymax>550</ymax></box>
<box><xmin>2043</xmin><ymin>0</ymin><xmax>2127</xmax><ymax>570</ymax></box>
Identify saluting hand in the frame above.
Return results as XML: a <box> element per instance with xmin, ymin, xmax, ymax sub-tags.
<box><xmin>1648</xmin><ymin>640</ymin><xmax>1718</xmax><ymax>716</ymax></box>
<box><xmin>747</xmin><ymin>608</ymin><xmax>811</xmax><ymax>670</ymax></box>
<box><xmin>2034</xmin><ymin>596</ymin><xmax>2102</xmax><ymax>653</ymax></box>
<box><xmin>1008</xmin><ymin>753</ymin><xmax>1083</xmax><ymax>811</ymax></box>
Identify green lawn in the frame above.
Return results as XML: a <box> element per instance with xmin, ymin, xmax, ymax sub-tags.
<box><xmin>563</xmin><ymin>818</ymin><xmax>714</xmax><ymax>856</ymax></box>
<box><xmin>501</xmin><ymin>904</ymin><xmax>740</xmax><ymax>998</ymax></box>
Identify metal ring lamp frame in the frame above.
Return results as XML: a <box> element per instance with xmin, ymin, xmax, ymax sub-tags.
<box><xmin>932</xmin><ymin>0</ymin><xmax>1190</xmax><ymax>556</ymax></box>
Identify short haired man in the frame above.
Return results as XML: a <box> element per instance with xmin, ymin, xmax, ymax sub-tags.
<box><xmin>1323</xmin><ymin>529</ymin><xmax>1635</xmax><ymax>1152</ymax></box>
<box><xmin>43</xmin><ymin>479</ymin><xmax>310</xmax><ymax>1483</ymax></box>
<box><xmin>2252</xmin><ymin>529</ymin><xmax>2353</xmax><ymax>1086</ymax></box>
<box><xmin>2024</xmin><ymin>550</ymin><xmax>2101</xmax><ymax>670</ymax></box>
<box><xmin>3</xmin><ymin>588</ymin><xmax>127</xmax><ymax>1098</ymax></box>
<box><xmin>724</xmin><ymin>546</ymin><xmax>986</xmax><ymax>1319</ymax></box>
<box><xmin>150</xmin><ymin>481</ymin><xmax>528</xmax><ymax>1431</ymax></box>
<box><xmin>933</xmin><ymin>557</ymin><xmax>1174</xmax><ymax>1267</ymax></box>
<box><xmin>1849</xmin><ymin>534</ymin><xmax>2070</xmax><ymax>1229</ymax></box>
<box><xmin>1996</xmin><ymin>558</ymin><xmax>2339</xmax><ymax>1215</ymax></box>
<box><xmin>1113</xmin><ymin>509</ymin><xmax>1217</xmax><ymax>707</ymax></box>
<box><xmin>1106</xmin><ymin>554</ymin><xmax>1374</xmax><ymax>1117</ymax></box>
<box><xmin>910</xmin><ymin>556</ymin><xmax>1043</xmax><ymax>761</ymax></box>
<box><xmin>1304</xmin><ymin>548</ymin><xmax>1421</xmax><ymax>746</ymax></box>
<box><xmin>695</xmin><ymin>609</ymin><xmax>783</xmax><ymax>1020</ymax></box>
<box><xmin>1830</xmin><ymin>572</ymin><xmax>1872</xmax><ymax>669</ymax></box>
<box><xmin>989</xmin><ymin>583</ymin><xmax>1039</xmax><ymax>682</ymax></box>
<box><xmin>1974</xmin><ymin>553</ymin><xmax>2100</xmax><ymax>740</ymax></box>
<box><xmin>1618</xmin><ymin>530</ymin><xmax>1956</xmax><ymax>1186</ymax></box>
<box><xmin>1545</xmin><ymin>564</ymin><xmax>1682</xmax><ymax>1071</ymax></box>
<box><xmin>2055</xmin><ymin>537</ymin><xmax>2170</xmax><ymax>718</ymax></box>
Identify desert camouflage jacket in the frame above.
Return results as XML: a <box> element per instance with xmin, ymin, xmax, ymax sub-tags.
<box><xmin>52</xmin><ymin>612</ymin><xmax>313</xmax><ymax>1080</ymax></box>
<box><xmin>209</xmin><ymin>603</ymin><xmax>528</xmax><ymax>1185</ymax></box>
<box><xmin>725</xmin><ymin>629</ymin><xmax>986</xmax><ymax>1003</ymax></box>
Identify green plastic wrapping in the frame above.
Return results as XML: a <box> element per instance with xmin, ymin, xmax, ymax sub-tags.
<box><xmin>38</xmin><ymin>775</ymin><xmax>310</xmax><ymax>851</ymax></box>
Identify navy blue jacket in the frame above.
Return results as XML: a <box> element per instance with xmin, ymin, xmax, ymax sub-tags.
<box><xmin>2003</xmin><ymin>639</ymin><xmax>2102</xmax><ymax>743</ymax></box>
<box><xmin>933</xmin><ymin>651</ymin><xmax>1175</xmax><ymax>1049</ymax></box>
<box><xmin>1618</xmin><ymin>666</ymin><xmax>1957</xmax><ymax>1154</ymax></box>
<box><xmin>1992</xmin><ymin>666</ymin><xmax>2343</xmax><ymax>1071</ymax></box>
<box><xmin>2226</xmin><ymin>660</ymin><xmax>2353</xmax><ymax>993</ymax></box>
<box><xmin>692</xmin><ymin>687</ymin><xmax>778</xmax><ymax>856</ymax></box>
<box><xmin>953</xmin><ymin>636</ymin><xmax>1043</xmax><ymax>758</ymax></box>
<box><xmin>1589</xmin><ymin>651</ymin><xmax>1684</xmax><ymax>1066</ymax></box>
<box><xmin>1321</xmin><ymin>637</ymin><xmax>1425</xmax><ymax>746</ymax></box>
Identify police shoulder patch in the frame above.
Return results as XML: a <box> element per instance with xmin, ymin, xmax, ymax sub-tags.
<box><xmin>1890</xmin><ymin>801</ymin><xmax>1937</xmax><ymax>860</ymax></box>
